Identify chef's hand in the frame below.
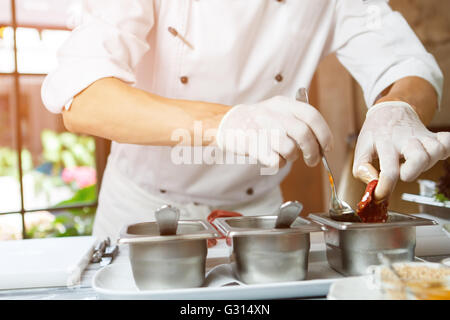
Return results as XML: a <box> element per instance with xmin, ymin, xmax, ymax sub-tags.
<box><xmin>216</xmin><ymin>96</ymin><xmax>333</xmax><ymax>168</ymax></box>
<box><xmin>353</xmin><ymin>101</ymin><xmax>450</xmax><ymax>201</ymax></box>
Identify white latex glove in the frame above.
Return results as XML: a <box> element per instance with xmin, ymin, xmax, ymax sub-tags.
<box><xmin>216</xmin><ymin>96</ymin><xmax>333</xmax><ymax>169</ymax></box>
<box><xmin>353</xmin><ymin>101</ymin><xmax>450</xmax><ymax>200</ymax></box>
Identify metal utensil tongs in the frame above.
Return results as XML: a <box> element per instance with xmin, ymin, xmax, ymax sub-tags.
<box><xmin>295</xmin><ymin>88</ymin><xmax>360</xmax><ymax>222</ymax></box>
<box><xmin>91</xmin><ymin>237</ymin><xmax>119</xmax><ymax>266</ymax></box>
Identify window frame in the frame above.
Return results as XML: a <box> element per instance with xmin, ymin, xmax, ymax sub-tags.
<box><xmin>1</xmin><ymin>0</ymin><xmax>108</xmax><ymax>239</ymax></box>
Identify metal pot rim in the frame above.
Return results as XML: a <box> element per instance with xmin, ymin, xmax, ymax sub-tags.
<box><xmin>213</xmin><ymin>215</ymin><xmax>322</xmax><ymax>237</ymax></box>
<box><xmin>118</xmin><ymin>220</ymin><xmax>220</xmax><ymax>244</ymax></box>
<box><xmin>308</xmin><ymin>211</ymin><xmax>437</xmax><ymax>231</ymax></box>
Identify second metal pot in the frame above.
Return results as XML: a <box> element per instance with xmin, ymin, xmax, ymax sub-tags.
<box><xmin>213</xmin><ymin>215</ymin><xmax>321</xmax><ymax>284</ymax></box>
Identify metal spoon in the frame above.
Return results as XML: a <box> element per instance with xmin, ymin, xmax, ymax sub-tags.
<box><xmin>275</xmin><ymin>201</ymin><xmax>303</xmax><ymax>228</ymax></box>
<box><xmin>155</xmin><ymin>205</ymin><xmax>180</xmax><ymax>235</ymax></box>
<box><xmin>295</xmin><ymin>88</ymin><xmax>360</xmax><ymax>222</ymax></box>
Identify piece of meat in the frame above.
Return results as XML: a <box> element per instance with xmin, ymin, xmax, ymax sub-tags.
<box><xmin>356</xmin><ymin>180</ymin><xmax>388</xmax><ymax>223</ymax></box>
<box><xmin>206</xmin><ymin>210</ymin><xmax>242</xmax><ymax>247</ymax></box>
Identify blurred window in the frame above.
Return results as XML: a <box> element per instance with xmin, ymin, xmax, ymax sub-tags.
<box><xmin>0</xmin><ymin>0</ymin><xmax>99</xmax><ymax>240</ymax></box>
<box><xmin>17</xmin><ymin>28</ymin><xmax>71</xmax><ymax>74</ymax></box>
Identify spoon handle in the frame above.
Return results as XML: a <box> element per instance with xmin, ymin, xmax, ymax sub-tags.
<box><xmin>321</xmin><ymin>156</ymin><xmax>340</xmax><ymax>206</ymax></box>
<box><xmin>296</xmin><ymin>88</ymin><xmax>340</xmax><ymax>210</ymax></box>
<box><xmin>275</xmin><ymin>201</ymin><xmax>303</xmax><ymax>228</ymax></box>
<box><xmin>155</xmin><ymin>205</ymin><xmax>180</xmax><ymax>236</ymax></box>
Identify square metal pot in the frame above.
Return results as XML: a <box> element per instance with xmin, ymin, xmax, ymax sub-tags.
<box><xmin>118</xmin><ymin>220</ymin><xmax>219</xmax><ymax>290</ymax></box>
<box><xmin>308</xmin><ymin>212</ymin><xmax>437</xmax><ymax>276</ymax></box>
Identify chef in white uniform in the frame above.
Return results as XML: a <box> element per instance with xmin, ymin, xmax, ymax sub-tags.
<box><xmin>41</xmin><ymin>0</ymin><xmax>449</xmax><ymax>240</ymax></box>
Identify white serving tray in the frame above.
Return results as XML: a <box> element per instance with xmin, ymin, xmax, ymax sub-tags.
<box><xmin>93</xmin><ymin>263</ymin><xmax>337</xmax><ymax>300</ymax></box>
<box><xmin>327</xmin><ymin>276</ymin><xmax>382</xmax><ymax>300</ymax></box>
<box><xmin>92</xmin><ymin>239</ymin><xmax>344</xmax><ymax>300</ymax></box>
<box><xmin>402</xmin><ymin>193</ymin><xmax>450</xmax><ymax>209</ymax></box>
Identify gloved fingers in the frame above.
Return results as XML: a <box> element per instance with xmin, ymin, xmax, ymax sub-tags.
<box><xmin>352</xmin><ymin>135</ymin><xmax>374</xmax><ymax>179</ymax></box>
<box><xmin>253</xmin><ymin>135</ymin><xmax>281</xmax><ymax>168</ymax></box>
<box><xmin>436</xmin><ymin>131</ymin><xmax>450</xmax><ymax>159</ymax></box>
<box><xmin>285</xmin><ymin>119</ymin><xmax>321</xmax><ymax>167</ymax></box>
<box><xmin>233</xmin><ymin>128</ymin><xmax>290</xmax><ymax>169</ymax></box>
<box><xmin>291</xmin><ymin>102</ymin><xmax>334</xmax><ymax>152</ymax></box>
<box><xmin>258</xmin><ymin>150</ymin><xmax>281</xmax><ymax>168</ymax></box>
<box><xmin>270</xmin><ymin>133</ymin><xmax>300</xmax><ymax>162</ymax></box>
<box><xmin>353</xmin><ymin>162</ymin><xmax>379</xmax><ymax>184</ymax></box>
<box><xmin>218</xmin><ymin>128</ymin><xmax>250</xmax><ymax>156</ymax></box>
<box><xmin>374</xmin><ymin>139</ymin><xmax>400</xmax><ymax>201</ymax></box>
<box><xmin>400</xmin><ymin>138</ymin><xmax>430</xmax><ymax>182</ymax></box>
<box><xmin>421</xmin><ymin>136</ymin><xmax>446</xmax><ymax>171</ymax></box>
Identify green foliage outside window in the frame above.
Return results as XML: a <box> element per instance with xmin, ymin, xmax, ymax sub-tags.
<box><xmin>0</xmin><ymin>129</ymin><xmax>97</xmax><ymax>239</ymax></box>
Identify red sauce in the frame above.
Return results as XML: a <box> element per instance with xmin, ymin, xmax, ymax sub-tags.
<box><xmin>356</xmin><ymin>180</ymin><xmax>388</xmax><ymax>223</ymax></box>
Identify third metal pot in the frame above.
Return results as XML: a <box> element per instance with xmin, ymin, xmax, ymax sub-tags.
<box><xmin>308</xmin><ymin>212</ymin><xmax>437</xmax><ymax>276</ymax></box>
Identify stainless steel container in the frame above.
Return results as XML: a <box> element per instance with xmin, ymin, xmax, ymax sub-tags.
<box><xmin>401</xmin><ymin>192</ymin><xmax>450</xmax><ymax>220</ymax></box>
<box><xmin>118</xmin><ymin>220</ymin><xmax>219</xmax><ymax>290</ymax></box>
<box><xmin>308</xmin><ymin>212</ymin><xmax>437</xmax><ymax>276</ymax></box>
<box><xmin>213</xmin><ymin>215</ymin><xmax>321</xmax><ymax>284</ymax></box>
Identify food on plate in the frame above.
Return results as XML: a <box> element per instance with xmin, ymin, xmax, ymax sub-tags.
<box><xmin>379</xmin><ymin>263</ymin><xmax>450</xmax><ymax>300</ymax></box>
<box><xmin>356</xmin><ymin>180</ymin><xmax>388</xmax><ymax>223</ymax></box>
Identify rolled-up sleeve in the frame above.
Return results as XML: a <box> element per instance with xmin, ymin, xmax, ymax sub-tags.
<box><xmin>41</xmin><ymin>0</ymin><xmax>155</xmax><ymax>113</ymax></box>
<box><xmin>327</xmin><ymin>0</ymin><xmax>443</xmax><ymax>108</ymax></box>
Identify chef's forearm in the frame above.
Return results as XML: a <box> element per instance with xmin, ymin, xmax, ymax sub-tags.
<box><xmin>62</xmin><ymin>77</ymin><xmax>230</xmax><ymax>146</ymax></box>
<box><xmin>375</xmin><ymin>76</ymin><xmax>438</xmax><ymax>125</ymax></box>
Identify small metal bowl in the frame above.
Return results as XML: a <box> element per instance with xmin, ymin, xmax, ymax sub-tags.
<box><xmin>308</xmin><ymin>212</ymin><xmax>437</xmax><ymax>276</ymax></box>
<box><xmin>213</xmin><ymin>215</ymin><xmax>321</xmax><ymax>284</ymax></box>
<box><xmin>118</xmin><ymin>220</ymin><xmax>219</xmax><ymax>290</ymax></box>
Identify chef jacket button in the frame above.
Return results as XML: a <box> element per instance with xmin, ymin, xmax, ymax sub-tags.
<box><xmin>180</xmin><ymin>76</ymin><xmax>189</xmax><ymax>84</ymax></box>
<box><xmin>160</xmin><ymin>189</ymin><xmax>167</xmax><ymax>194</ymax></box>
<box><xmin>193</xmin><ymin>202</ymin><xmax>200</xmax><ymax>206</ymax></box>
<box><xmin>276</xmin><ymin>0</ymin><xmax>283</xmax><ymax>2</ymax></box>
<box><xmin>168</xmin><ymin>26</ymin><xmax>178</xmax><ymax>37</ymax></box>
<box><xmin>246</xmin><ymin>188</ymin><xmax>254</xmax><ymax>196</ymax></box>
<box><xmin>275</xmin><ymin>73</ymin><xmax>283</xmax><ymax>82</ymax></box>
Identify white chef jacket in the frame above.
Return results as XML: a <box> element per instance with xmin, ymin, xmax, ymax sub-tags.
<box><xmin>41</xmin><ymin>0</ymin><xmax>443</xmax><ymax>207</ymax></box>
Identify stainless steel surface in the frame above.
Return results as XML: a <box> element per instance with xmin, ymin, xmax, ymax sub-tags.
<box><xmin>295</xmin><ymin>87</ymin><xmax>359</xmax><ymax>222</ymax></box>
<box><xmin>213</xmin><ymin>215</ymin><xmax>321</xmax><ymax>284</ymax></box>
<box><xmin>118</xmin><ymin>220</ymin><xmax>219</xmax><ymax>244</ymax></box>
<box><xmin>321</xmin><ymin>156</ymin><xmax>360</xmax><ymax>222</ymax></box>
<box><xmin>308</xmin><ymin>212</ymin><xmax>438</xmax><ymax>276</ymax></box>
<box><xmin>129</xmin><ymin>239</ymin><xmax>207</xmax><ymax>290</ymax></box>
<box><xmin>99</xmin><ymin>258</ymin><xmax>111</xmax><ymax>267</ymax></box>
<box><xmin>309</xmin><ymin>212</ymin><xmax>437</xmax><ymax>230</ymax></box>
<box><xmin>91</xmin><ymin>250</ymin><xmax>103</xmax><ymax>263</ymax></box>
<box><xmin>91</xmin><ymin>240</ymin><xmax>106</xmax><ymax>263</ymax></box>
<box><xmin>91</xmin><ymin>238</ymin><xmax>111</xmax><ymax>263</ymax></box>
<box><xmin>100</xmin><ymin>245</ymin><xmax>119</xmax><ymax>267</ymax></box>
<box><xmin>155</xmin><ymin>205</ymin><xmax>180</xmax><ymax>235</ymax></box>
<box><xmin>275</xmin><ymin>201</ymin><xmax>303</xmax><ymax>228</ymax></box>
<box><xmin>214</xmin><ymin>215</ymin><xmax>321</xmax><ymax>237</ymax></box>
<box><xmin>119</xmin><ymin>219</ymin><xmax>219</xmax><ymax>290</ymax></box>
